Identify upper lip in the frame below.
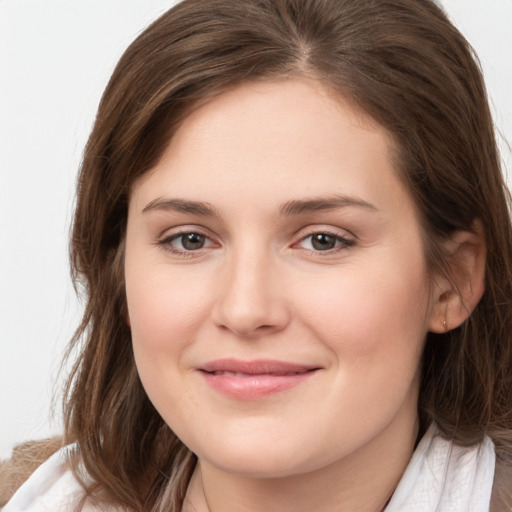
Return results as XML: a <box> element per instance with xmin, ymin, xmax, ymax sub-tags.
<box><xmin>199</xmin><ymin>358</ymin><xmax>320</xmax><ymax>375</ymax></box>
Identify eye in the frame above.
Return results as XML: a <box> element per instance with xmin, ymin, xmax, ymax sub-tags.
<box><xmin>176</xmin><ymin>232</ymin><xmax>207</xmax><ymax>250</ymax></box>
<box><xmin>159</xmin><ymin>231</ymin><xmax>216</xmax><ymax>253</ymax></box>
<box><xmin>298</xmin><ymin>231</ymin><xmax>355</xmax><ymax>252</ymax></box>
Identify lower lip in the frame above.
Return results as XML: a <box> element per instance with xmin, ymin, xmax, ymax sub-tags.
<box><xmin>200</xmin><ymin>371</ymin><xmax>317</xmax><ymax>400</ymax></box>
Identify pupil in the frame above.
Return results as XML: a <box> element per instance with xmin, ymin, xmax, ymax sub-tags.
<box><xmin>182</xmin><ymin>233</ymin><xmax>204</xmax><ymax>250</ymax></box>
<box><xmin>312</xmin><ymin>233</ymin><xmax>335</xmax><ymax>251</ymax></box>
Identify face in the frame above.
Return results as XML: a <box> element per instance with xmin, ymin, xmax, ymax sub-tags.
<box><xmin>125</xmin><ymin>80</ymin><xmax>436</xmax><ymax>478</ymax></box>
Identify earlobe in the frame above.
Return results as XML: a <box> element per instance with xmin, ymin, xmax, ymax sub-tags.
<box><xmin>428</xmin><ymin>220</ymin><xmax>486</xmax><ymax>333</ymax></box>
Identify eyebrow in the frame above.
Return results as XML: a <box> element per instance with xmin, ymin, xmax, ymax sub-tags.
<box><xmin>141</xmin><ymin>195</ymin><xmax>377</xmax><ymax>217</ymax></box>
<box><xmin>279</xmin><ymin>195</ymin><xmax>378</xmax><ymax>216</ymax></box>
<box><xmin>142</xmin><ymin>198</ymin><xmax>219</xmax><ymax>216</ymax></box>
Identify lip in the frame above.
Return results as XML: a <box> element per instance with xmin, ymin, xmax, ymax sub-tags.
<box><xmin>198</xmin><ymin>358</ymin><xmax>321</xmax><ymax>400</ymax></box>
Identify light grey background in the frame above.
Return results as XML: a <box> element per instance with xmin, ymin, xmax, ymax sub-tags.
<box><xmin>1</xmin><ymin>0</ymin><xmax>511</xmax><ymax>460</ymax></box>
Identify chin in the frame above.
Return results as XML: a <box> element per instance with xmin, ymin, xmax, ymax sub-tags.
<box><xmin>204</xmin><ymin>450</ymin><xmax>312</xmax><ymax>479</ymax></box>
<box><xmin>189</xmin><ymin>426</ymin><xmax>343</xmax><ymax>479</ymax></box>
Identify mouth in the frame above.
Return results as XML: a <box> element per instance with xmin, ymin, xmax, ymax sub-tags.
<box><xmin>197</xmin><ymin>359</ymin><xmax>321</xmax><ymax>399</ymax></box>
<box><xmin>205</xmin><ymin>370</ymin><xmax>313</xmax><ymax>376</ymax></box>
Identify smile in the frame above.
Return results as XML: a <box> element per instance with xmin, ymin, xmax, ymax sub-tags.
<box><xmin>198</xmin><ymin>359</ymin><xmax>321</xmax><ymax>399</ymax></box>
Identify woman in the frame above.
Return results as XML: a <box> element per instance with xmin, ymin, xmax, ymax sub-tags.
<box><xmin>2</xmin><ymin>0</ymin><xmax>512</xmax><ymax>510</ymax></box>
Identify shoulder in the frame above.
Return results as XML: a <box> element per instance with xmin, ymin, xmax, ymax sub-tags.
<box><xmin>490</xmin><ymin>459</ymin><xmax>512</xmax><ymax>512</ymax></box>
<box><xmin>386</xmin><ymin>425</ymin><xmax>496</xmax><ymax>511</ymax></box>
<box><xmin>2</xmin><ymin>444</ymin><xmax>84</xmax><ymax>512</ymax></box>
<box><xmin>2</xmin><ymin>444</ymin><xmax>119</xmax><ymax>512</ymax></box>
<box><xmin>0</xmin><ymin>438</ymin><xmax>62</xmax><ymax>507</ymax></box>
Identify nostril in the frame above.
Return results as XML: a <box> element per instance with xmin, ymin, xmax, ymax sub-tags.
<box><xmin>211</xmin><ymin>268</ymin><xmax>291</xmax><ymax>336</ymax></box>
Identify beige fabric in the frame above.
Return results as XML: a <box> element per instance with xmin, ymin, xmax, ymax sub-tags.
<box><xmin>0</xmin><ymin>438</ymin><xmax>63</xmax><ymax>508</ymax></box>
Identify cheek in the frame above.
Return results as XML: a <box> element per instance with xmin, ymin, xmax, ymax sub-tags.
<box><xmin>294</xmin><ymin>255</ymin><xmax>430</xmax><ymax>368</ymax></box>
<box><xmin>291</xmin><ymin>257</ymin><xmax>430</xmax><ymax>435</ymax></box>
<box><xmin>125</xmin><ymin>264</ymin><xmax>212</xmax><ymax>425</ymax></box>
<box><xmin>126</xmin><ymin>264</ymin><xmax>211</xmax><ymax>354</ymax></box>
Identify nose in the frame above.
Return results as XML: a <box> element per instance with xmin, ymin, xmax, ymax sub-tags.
<box><xmin>212</xmin><ymin>249</ymin><xmax>290</xmax><ymax>338</ymax></box>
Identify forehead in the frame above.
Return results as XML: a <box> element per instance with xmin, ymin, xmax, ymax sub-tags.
<box><xmin>131</xmin><ymin>79</ymin><xmax>411</xmax><ymax>218</ymax></box>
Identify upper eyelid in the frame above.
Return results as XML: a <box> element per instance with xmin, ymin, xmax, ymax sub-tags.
<box><xmin>155</xmin><ymin>226</ymin><xmax>218</xmax><ymax>253</ymax></box>
<box><xmin>155</xmin><ymin>224</ymin><xmax>357</xmax><ymax>245</ymax></box>
<box><xmin>294</xmin><ymin>232</ymin><xmax>355</xmax><ymax>248</ymax></box>
<box><xmin>156</xmin><ymin>230</ymin><xmax>218</xmax><ymax>258</ymax></box>
<box><xmin>293</xmin><ymin>224</ymin><xmax>357</xmax><ymax>241</ymax></box>
<box><xmin>290</xmin><ymin>226</ymin><xmax>357</xmax><ymax>253</ymax></box>
<box><xmin>163</xmin><ymin>231</ymin><xmax>210</xmax><ymax>243</ymax></box>
<box><xmin>160</xmin><ymin>230</ymin><xmax>218</xmax><ymax>249</ymax></box>
<box><xmin>157</xmin><ymin>224</ymin><xmax>215</xmax><ymax>240</ymax></box>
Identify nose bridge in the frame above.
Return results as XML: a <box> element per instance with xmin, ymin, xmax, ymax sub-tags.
<box><xmin>213</xmin><ymin>242</ymin><xmax>289</xmax><ymax>336</ymax></box>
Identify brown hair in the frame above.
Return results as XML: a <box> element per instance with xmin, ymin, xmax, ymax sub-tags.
<box><xmin>61</xmin><ymin>0</ymin><xmax>512</xmax><ymax>510</ymax></box>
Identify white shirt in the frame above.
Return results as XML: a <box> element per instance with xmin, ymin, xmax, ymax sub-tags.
<box><xmin>3</xmin><ymin>426</ymin><xmax>495</xmax><ymax>512</ymax></box>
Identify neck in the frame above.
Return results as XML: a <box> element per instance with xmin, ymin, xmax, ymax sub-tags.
<box><xmin>183</xmin><ymin>413</ymin><xmax>419</xmax><ymax>512</ymax></box>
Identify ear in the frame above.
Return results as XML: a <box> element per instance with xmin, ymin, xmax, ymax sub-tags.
<box><xmin>428</xmin><ymin>220</ymin><xmax>486</xmax><ymax>333</ymax></box>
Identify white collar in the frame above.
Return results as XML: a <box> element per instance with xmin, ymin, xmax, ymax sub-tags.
<box><xmin>385</xmin><ymin>424</ymin><xmax>495</xmax><ymax>512</ymax></box>
<box><xmin>5</xmin><ymin>425</ymin><xmax>496</xmax><ymax>512</ymax></box>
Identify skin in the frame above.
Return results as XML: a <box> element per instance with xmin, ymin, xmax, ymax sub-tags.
<box><xmin>125</xmin><ymin>79</ymin><xmax>451</xmax><ymax>511</ymax></box>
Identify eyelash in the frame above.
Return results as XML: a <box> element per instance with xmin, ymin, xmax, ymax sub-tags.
<box><xmin>296</xmin><ymin>230</ymin><xmax>356</xmax><ymax>254</ymax></box>
<box><xmin>157</xmin><ymin>229</ymin><xmax>356</xmax><ymax>258</ymax></box>
<box><xmin>157</xmin><ymin>230</ymin><xmax>216</xmax><ymax>258</ymax></box>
